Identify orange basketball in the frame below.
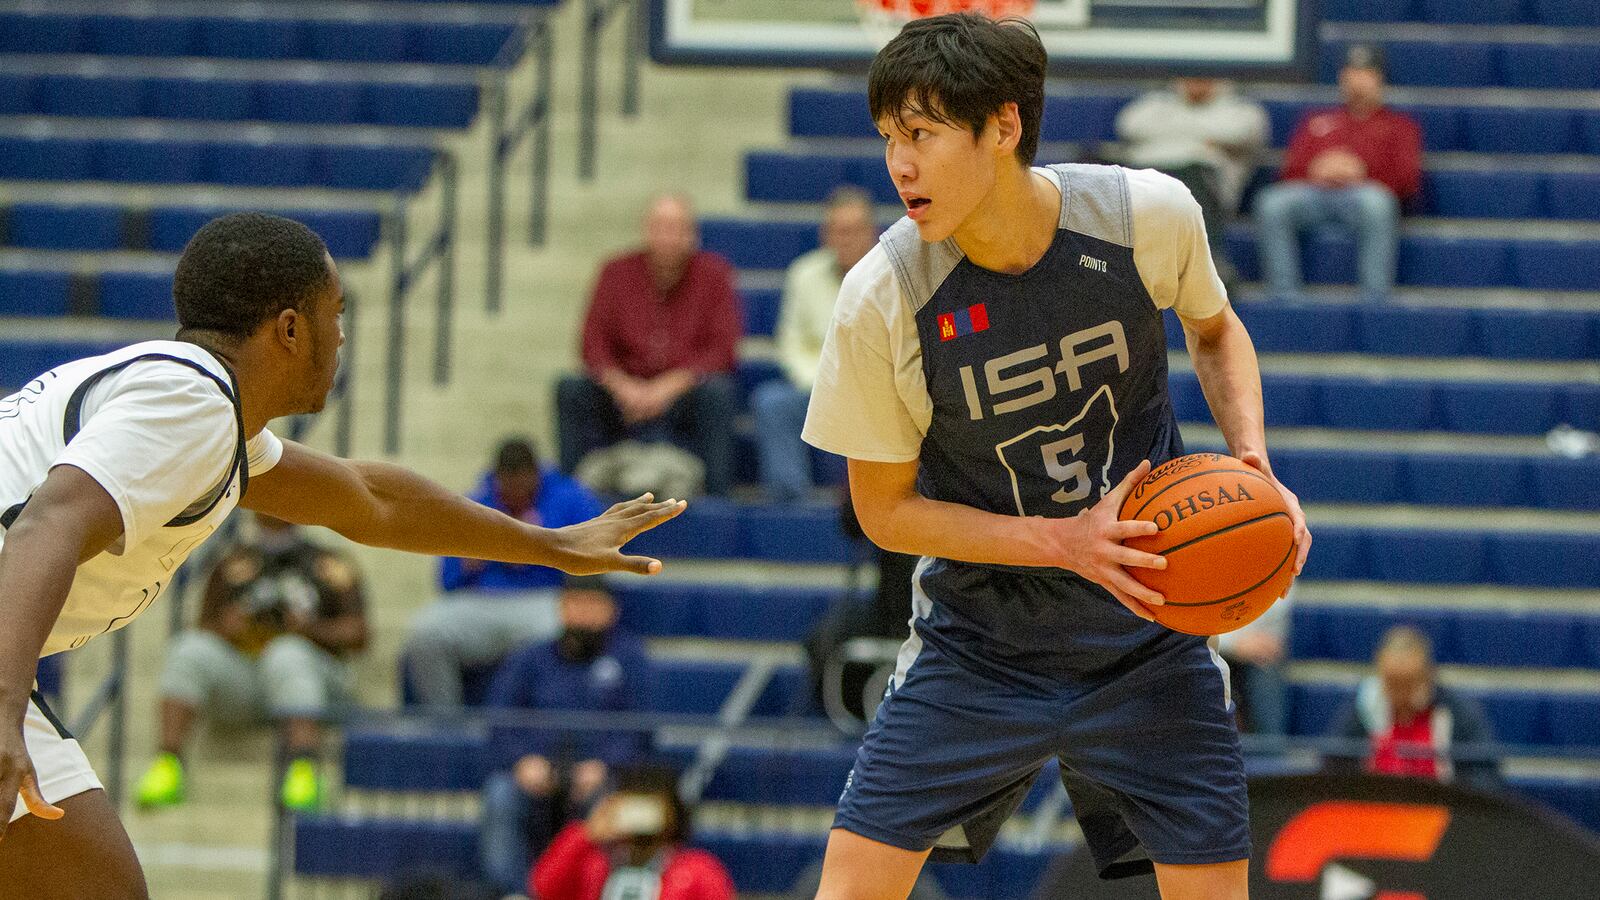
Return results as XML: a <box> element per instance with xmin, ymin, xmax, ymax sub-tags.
<box><xmin>1118</xmin><ymin>453</ymin><xmax>1295</xmax><ymax>636</ymax></box>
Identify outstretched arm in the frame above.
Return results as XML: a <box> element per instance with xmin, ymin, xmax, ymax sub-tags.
<box><xmin>243</xmin><ymin>440</ymin><xmax>685</xmax><ymax>576</ymax></box>
<box><xmin>0</xmin><ymin>466</ymin><xmax>125</xmax><ymax>836</ymax></box>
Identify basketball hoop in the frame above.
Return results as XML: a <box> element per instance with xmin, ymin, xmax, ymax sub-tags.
<box><xmin>857</xmin><ymin>0</ymin><xmax>1039</xmax><ymax>44</ymax></box>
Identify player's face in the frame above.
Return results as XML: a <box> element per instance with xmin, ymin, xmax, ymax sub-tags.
<box><xmin>879</xmin><ymin>108</ymin><xmax>997</xmax><ymax>244</ymax></box>
<box><xmin>300</xmin><ymin>255</ymin><xmax>345</xmax><ymax>414</ymax></box>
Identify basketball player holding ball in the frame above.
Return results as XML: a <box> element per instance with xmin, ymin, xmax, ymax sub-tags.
<box><xmin>0</xmin><ymin>213</ymin><xmax>684</xmax><ymax>898</ymax></box>
<box><xmin>801</xmin><ymin>15</ymin><xmax>1310</xmax><ymax>900</ymax></box>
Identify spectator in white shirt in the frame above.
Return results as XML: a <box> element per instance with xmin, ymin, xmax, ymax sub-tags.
<box><xmin>1116</xmin><ymin>78</ymin><xmax>1269</xmax><ymax>282</ymax></box>
<box><xmin>752</xmin><ymin>188</ymin><xmax>878</xmax><ymax>500</ymax></box>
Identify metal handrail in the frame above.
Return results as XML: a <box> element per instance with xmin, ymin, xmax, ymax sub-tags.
<box><xmin>578</xmin><ymin>0</ymin><xmax>645</xmax><ymax>181</ymax></box>
<box><xmin>382</xmin><ymin>151</ymin><xmax>459</xmax><ymax>455</ymax></box>
<box><xmin>486</xmin><ymin>11</ymin><xmax>557</xmax><ymax>314</ymax></box>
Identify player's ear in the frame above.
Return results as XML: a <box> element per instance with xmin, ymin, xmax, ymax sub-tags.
<box><xmin>992</xmin><ymin>102</ymin><xmax>1022</xmax><ymax>155</ymax></box>
<box><xmin>275</xmin><ymin>307</ymin><xmax>299</xmax><ymax>352</ymax></box>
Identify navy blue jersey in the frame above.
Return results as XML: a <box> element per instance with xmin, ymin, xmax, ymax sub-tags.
<box><xmin>877</xmin><ymin>164</ymin><xmax>1193</xmax><ymax>678</ymax></box>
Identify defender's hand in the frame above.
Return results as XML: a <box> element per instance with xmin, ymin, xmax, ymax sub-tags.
<box><xmin>0</xmin><ymin>726</ymin><xmax>63</xmax><ymax>841</ymax></box>
<box><xmin>1239</xmin><ymin>451</ymin><xmax>1311</xmax><ymax>576</ymax></box>
<box><xmin>1047</xmin><ymin>460</ymin><xmax>1168</xmax><ymax>621</ymax></box>
<box><xmin>553</xmin><ymin>494</ymin><xmax>687</xmax><ymax>575</ymax></box>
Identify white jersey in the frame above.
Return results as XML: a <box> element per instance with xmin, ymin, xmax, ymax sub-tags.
<box><xmin>0</xmin><ymin>341</ymin><xmax>282</xmax><ymax>657</ymax></box>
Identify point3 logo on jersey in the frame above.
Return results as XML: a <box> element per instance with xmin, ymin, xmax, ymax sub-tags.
<box><xmin>937</xmin><ymin>303</ymin><xmax>990</xmax><ymax>341</ymax></box>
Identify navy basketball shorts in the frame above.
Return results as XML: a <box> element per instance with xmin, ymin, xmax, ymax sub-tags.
<box><xmin>832</xmin><ymin>634</ymin><xmax>1250</xmax><ymax>877</ymax></box>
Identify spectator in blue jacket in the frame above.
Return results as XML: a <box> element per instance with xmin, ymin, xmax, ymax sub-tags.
<box><xmin>404</xmin><ymin>438</ymin><xmax>604</xmax><ymax>707</ymax></box>
<box><xmin>477</xmin><ymin>577</ymin><xmax>650</xmax><ymax>895</ymax></box>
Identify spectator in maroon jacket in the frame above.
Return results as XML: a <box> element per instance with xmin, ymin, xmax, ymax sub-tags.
<box><xmin>1254</xmin><ymin>45</ymin><xmax>1422</xmax><ymax>302</ymax></box>
<box><xmin>556</xmin><ymin>194</ymin><xmax>742</xmax><ymax>494</ymax></box>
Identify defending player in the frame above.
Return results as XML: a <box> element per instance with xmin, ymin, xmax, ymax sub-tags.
<box><xmin>0</xmin><ymin>213</ymin><xmax>685</xmax><ymax>898</ymax></box>
<box><xmin>801</xmin><ymin>16</ymin><xmax>1311</xmax><ymax>900</ymax></box>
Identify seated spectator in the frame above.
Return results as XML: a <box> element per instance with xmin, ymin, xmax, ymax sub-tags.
<box><xmin>752</xmin><ymin>187</ymin><xmax>879</xmax><ymax>501</ymax></box>
<box><xmin>530</xmin><ymin>765</ymin><xmax>734</xmax><ymax>900</ymax></box>
<box><xmin>479</xmin><ymin>578</ymin><xmax>649</xmax><ymax>895</ymax></box>
<box><xmin>135</xmin><ymin>514</ymin><xmax>367</xmax><ymax>813</ymax></box>
<box><xmin>1115</xmin><ymin>77</ymin><xmax>1268</xmax><ymax>282</ymax></box>
<box><xmin>1254</xmin><ymin>45</ymin><xmax>1421</xmax><ymax>302</ymax></box>
<box><xmin>557</xmin><ymin>194</ymin><xmax>742</xmax><ymax>496</ymax></box>
<box><xmin>403</xmin><ymin>437</ymin><xmax>602</xmax><ymax>707</ymax></box>
<box><xmin>1217</xmin><ymin>586</ymin><xmax>1293</xmax><ymax>735</ymax></box>
<box><xmin>1326</xmin><ymin>625</ymin><xmax>1498</xmax><ymax>788</ymax></box>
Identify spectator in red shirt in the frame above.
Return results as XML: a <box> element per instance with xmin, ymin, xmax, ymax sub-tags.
<box><xmin>556</xmin><ymin>194</ymin><xmax>742</xmax><ymax>494</ymax></box>
<box><xmin>529</xmin><ymin>766</ymin><xmax>735</xmax><ymax>900</ymax></box>
<box><xmin>1254</xmin><ymin>45</ymin><xmax>1423</xmax><ymax>302</ymax></box>
<box><xmin>1326</xmin><ymin>625</ymin><xmax>1498</xmax><ymax>790</ymax></box>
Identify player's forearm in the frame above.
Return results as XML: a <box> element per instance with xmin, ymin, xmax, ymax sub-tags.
<box><xmin>0</xmin><ymin>518</ymin><xmax>83</xmax><ymax>724</ymax></box>
<box><xmin>857</xmin><ymin>491</ymin><xmax>1060</xmax><ymax>570</ymax></box>
<box><xmin>1187</xmin><ymin>310</ymin><xmax>1270</xmax><ymax>467</ymax></box>
<box><xmin>339</xmin><ymin>460</ymin><xmax>576</xmax><ymax>569</ymax></box>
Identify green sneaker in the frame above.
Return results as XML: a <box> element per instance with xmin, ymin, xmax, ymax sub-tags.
<box><xmin>280</xmin><ymin>758</ymin><xmax>324</xmax><ymax>812</ymax></box>
<box><xmin>135</xmin><ymin>752</ymin><xmax>186</xmax><ymax>810</ymax></box>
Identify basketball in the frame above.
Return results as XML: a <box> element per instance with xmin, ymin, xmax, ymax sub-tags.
<box><xmin>1118</xmin><ymin>453</ymin><xmax>1296</xmax><ymax>635</ymax></box>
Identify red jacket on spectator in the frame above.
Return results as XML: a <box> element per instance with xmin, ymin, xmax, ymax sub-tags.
<box><xmin>579</xmin><ymin>250</ymin><xmax>742</xmax><ymax>381</ymax></box>
<box><xmin>530</xmin><ymin>822</ymin><xmax>737</xmax><ymax>900</ymax></box>
<box><xmin>1280</xmin><ymin>106</ymin><xmax>1423</xmax><ymax>200</ymax></box>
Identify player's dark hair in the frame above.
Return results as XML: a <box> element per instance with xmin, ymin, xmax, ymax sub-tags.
<box><xmin>173</xmin><ymin>212</ymin><xmax>331</xmax><ymax>340</ymax></box>
<box><xmin>494</xmin><ymin>437</ymin><xmax>539</xmax><ymax>475</ymax></box>
<box><xmin>868</xmin><ymin>13</ymin><xmax>1047</xmax><ymax>166</ymax></box>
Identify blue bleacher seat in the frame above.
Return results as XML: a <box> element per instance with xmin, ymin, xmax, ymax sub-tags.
<box><xmin>1320</xmin><ymin>378</ymin><xmax>1437</xmax><ymax>431</ymax></box>
<box><xmin>1478</xmin><ymin>690</ymin><xmax>1545</xmax><ymax>745</ymax></box>
<box><xmin>740</xmin><ymin>287</ymin><xmax>782</xmax><ymax>338</ymax></box>
<box><xmin>1545</xmin><ymin>695</ymin><xmax>1600</xmax><ymax>747</ymax></box>
<box><xmin>365</xmin><ymin>82</ymin><xmax>479</xmax><ymax>128</ymax></box>
<box><xmin>788</xmin><ymin>88</ymin><xmax>870</xmax><ymax>139</ymax></box>
<box><xmin>1402</xmin><ymin>452</ymin><xmax>1526</xmax><ymax>508</ymax></box>
<box><xmin>0</xmin><ymin>74</ymin><xmax>35</xmax><ymax>115</ymax></box>
<box><xmin>210</xmin><ymin>141</ymin><xmax>316</xmax><ymax>188</ymax></box>
<box><xmin>1323</xmin><ymin>0</ymin><xmax>1416</xmax><ymax>22</ymax></box>
<box><xmin>1397</xmin><ymin>237</ymin><xmax>1510</xmax><ymax>288</ymax></box>
<box><xmin>8</xmin><ymin>203</ymin><xmax>122</xmax><ymax>252</ymax></box>
<box><xmin>1437</xmin><ymin>381</ymin><xmax>1559</xmax><ymax>434</ymax></box>
<box><xmin>1500</xmin><ymin>43</ymin><xmax>1600</xmax><ymax>90</ymax></box>
<box><xmin>1040</xmin><ymin>93</ymin><xmax>1127</xmax><ymax>143</ymax></box>
<box><xmin>1234</xmin><ymin>303</ymin><xmax>1358</xmax><ymax>354</ymax></box>
<box><xmin>1582</xmin><ymin>111</ymin><xmax>1600</xmax><ymax>155</ymax></box>
<box><xmin>37</xmin><ymin>74</ymin><xmax>146</xmax><ymax>119</ymax></box>
<box><xmin>1455</xmin><ymin>610</ymin><xmax>1578</xmax><ymax>669</ymax></box>
<box><xmin>293</xmin><ymin>817</ymin><xmax>478</xmax><ymax>879</ymax></box>
<box><xmin>342</xmin><ymin>725</ymin><xmax>489</xmax><ymax>792</ymax></box>
<box><xmin>1528</xmin><ymin>457</ymin><xmax>1600</xmax><ymax>512</ymax></box>
<box><xmin>0</xmin><ymin>270</ymin><xmax>71</xmax><ymax>318</ymax></box>
<box><xmin>1565</xmin><ymin>384</ymin><xmax>1600</xmax><ymax>429</ymax></box>
<box><xmin>145</xmin><ymin>77</ymin><xmax>255</xmax><ymax>121</ymax></box>
<box><xmin>1542</xmin><ymin>172</ymin><xmax>1600</xmax><ymax>221</ymax></box>
<box><xmin>1260</xmin><ymin>373</ymin><xmax>1324</xmax><ymax>427</ymax></box>
<box><xmin>98</xmin><ymin>272</ymin><xmax>174</xmax><ymax>320</ymax></box>
<box><xmin>1533</xmin><ymin>0</ymin><xmax>1600</xmax><ymax>27</ymax></box>
<box><xmin>84</xmin><ymin>14</ymin><xmax>196</xmax><ymax>56</ymax></box>
<box><xmin>322</xmin><ymin>145</ymin><xmax>434</xmax><ymax>191</ymax></box>
<box><xmin>1424</xmin><ymin>170</ymin><xmax>1541</xmax><ymax>219</ymax></box>
<box><xmin>1477</xmin><ymin>308</ymin><xmax>1594</xmax><ymax>360</ymax></box>
<box><xmin>259</xmin><ymin>80</ymin><xmax>362</xmax><ymax>125</ymax></box>
<box><xmin>744</xmin><ymin>504</ymin><xmax>852</xmax><ymax>563</ymax></box>
<box><xmin>1489</xmin><ymin>532</ymin><xmax>1600</xmax><ymax>589</ymax></box>
<box><xmin>1356</xmin><ymin>306</ymin><xmax>1475</xmax><ymax>357</ymax></box>
<box><xmin>309</xmin><ymin>20</ymin><xmax>413</xmax><ymax>63</ymax></box>
<box><xmin>1511</xmin><ymin>240</ymin><xmax>1600</xmax><ymax>291</ymax></box>
<box><xmin>0</xmin><ymin>136</ymin><xmax>94</xmax><ymax>180</ymax></box>
<box><xmin>1390</xmin><ymin>104</ymin><xmax>1465</xmax><ymax>152</ymax></box>
<box><xmin>1418</xmin><ymin>0</ymin><xmax>1527</xmax><ymax>24</ymax></box>
<box><xmin>1270</xmin><ymin>448</ymin><xmax>1403</xmax><ymax>504</ymax></box>
<box><xmin>1513</xmin><ymin>776</ymin><xmax>1600</xmax><ymax>831</ymax></box>
<box><xmin>97</xmin><ymin>138</ymin><xmax>207</xmax><ymax>183</ymax></box>
<box><xmin>200</xmin><ymin>17</ymin><xmax>303</xmax><ymax>60</ymax></box>
<box><xmin>416</xmin><ymin>23</ymin><xmax>519</xmax><ymax>66</ymax></box>
<box><xmin>292</xmin><ymin>209</ymin><xmax>384</xmax><ymax>259</ymax></box>
<box><xmin>700</xmin><ymin>220</ymin><xmax>817</xmax><ymax>271</ymax></box>
<box><xmin>0</xmin><ymin>13</ymin><xmax>83</xmax><ymax>54</ymax></box>
<box><xmin>1288</xmin><ymin>682</ymin><xmax>1353</xmax><ymax>737</ymax></box>
<box><xmin>1467</xmin><ymin>108</ymin><xmax>1577</xmax><ymax>155</ymax></box>
<box><xmin>1386</xmin><ymin>40</ymin><xmax>1498</xmax><ymax>87</ymax></box>
<box><xmin>1368</xmin><ymin>529</ymin><xmax>1487</xmax><ymax>584</ymax></box>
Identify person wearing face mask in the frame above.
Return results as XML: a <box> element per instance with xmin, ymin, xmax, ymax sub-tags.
<box><xmin>1325</xmin><ymin>625</ymin><xmax>1498</xmax><ymax>789</ymax></box>
<box><xmin>530</xmin><ymin>766</ymin><xmax>734</xmax><ymax>900</ymax></box>
<box><xmin>478</xmin><ymin>578</ymin><xmax>649</xmax><ymax>896</ymax></box>
<box><xmin>403</xmin><ymin>438</ymin><xmax>605</xmax><ymax>708</ymax></box>
<box><xmin>556</xmin><ymin>193</ymin><xmax>742</xmax><ymax>496</ymax></box>
<box><xmin>752</xmin><ymin>187</ymin><xmax>881</xmax><ymax>501</ymax></box>
<box><xmin>134</xmin><ymin>513</ymin><xmax>368</xmax><ymax>813</ymax></box>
